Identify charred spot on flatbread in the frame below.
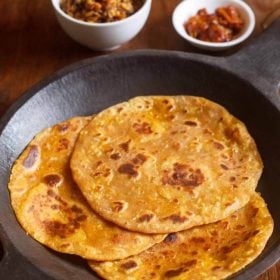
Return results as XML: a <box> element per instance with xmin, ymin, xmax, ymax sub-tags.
<box><xmin>121</xmin><ymin>260</ymin><xmax>138</xmax><ymax>270</ymax></box>
<box><xmin>23</xmin><ymin>145</ymin><xmax>40</xmax><ymax>169</ymax></box>
<box><xmin>56</xmin><ymin>122</ymin><xmax>70</xmax><ymax>133</ymax></box>
<box><xmin>184</xmin><ymin>121</ymin><xmax>198</xmax><ymax>127</ymax></box>
<box><xmin>43</xmin><ymin>203</ymin><xmax>87</xmax><ymax>239</ymax></box>
<box><xmin>138</xmin><ymin>214</ymin><xmax>154</xmax><ymax>223</ymax></box>
<box><xmin>110</xmin><ymin>153</ymin><xmax>121</xmax><ymax>160</ymax></box>
<box><xmin>133</xmin><ymin>121</ymin><xmax>153</xmax><ymax>134</ymax></box>
<box><xmin>111</xmin><ymin>201</ymin><xmax>127</xmax><ymax>213</ymax></box>
<box><xmin>119</xmin><ymin>139</ymin><xmax>131</xmax><ymax>152</ymax></box>
<box><xmin>165</xmin><ymin>214</ymin><xmax>188</xmax><ymax>224</ymax></box>
<box><xmin>164</xmin><ymin>233</ymin><xmax>178</xmax><ymax>243</ymax></box>
<box><xmin>162</xmin><ymin>163</ymin><xmax>204</xmax><ymax>188</ymax></box>
<box><xmin>43</xmin><ymin>174</ymin><xmax>63</xmax><ymax>187</ymax></box>
<box><xmin>57</xmin><ymin>138</ymin><xmax>69</xmax><ymax>151</ymax></box>
<box><xmin>118</xmin><ymin>163</ymin><xmax>138</xmax><ymax>177</ymax></box>
<box><xmin>132</xmin><ymin>153</ymin><xmax>147</xmax><ymax>165</ymax></box>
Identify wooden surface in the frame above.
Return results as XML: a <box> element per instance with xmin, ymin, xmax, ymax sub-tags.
<box><xmin>0</xmin><ymin>0</ymin><xmax>279</xmax><ymax>279</ymax></box>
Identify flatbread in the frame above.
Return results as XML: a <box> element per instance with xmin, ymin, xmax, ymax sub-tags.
<box><xmin>89</xmin><ymin>192</ymin><xmax>273</xmax><ymax>280</ymax></box>
<box><xmin>8</xmin><ymin>117</ymin><xmax>165</xmax><ymax>261</ymax></box>
<box><xmin>71</xmin><ymin>96</ymin><xmax>263</xmax><ymax>233</ymax></box>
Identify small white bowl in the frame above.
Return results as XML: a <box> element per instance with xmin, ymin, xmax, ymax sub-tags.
<box><xmin>51</xmin><ymin>0</ymin><xmax>152</xmax><ymax>51</ymax></box>
<box><xmin>172</xmin><ymin>0</ymin><xmax>255</xmax><ymax>51</ymax></box>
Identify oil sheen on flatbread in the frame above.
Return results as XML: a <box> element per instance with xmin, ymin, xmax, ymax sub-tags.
<box><xmin>71</xmin><ymin>96</ymin><xmax>263</xmax><ymax>233</ymax></box>
<box><xmin>8</xmin><ymin>117</ymin><xmax>165</xmax><ymax>261</ymax></box>
<box><xmin>89</xmin><ymin>193</ymin><xmax>273</xmax><ymax>280</ymax></box>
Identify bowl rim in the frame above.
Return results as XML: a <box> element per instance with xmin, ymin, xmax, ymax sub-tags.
<box><xmin>51</xmin><ymin>0</ymin><xmax>151</xmax><ymax>27</ymax></box>
<box><xmin>172</xmin><ymin>0</ymin><xmax>256</xmax><ymax>48</ymax></box>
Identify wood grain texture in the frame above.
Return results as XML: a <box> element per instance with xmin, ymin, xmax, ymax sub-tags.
<box><xmin>0</xmin><ymin>1</ymin><xmax>279</xmax><ymax>279</ymax></box>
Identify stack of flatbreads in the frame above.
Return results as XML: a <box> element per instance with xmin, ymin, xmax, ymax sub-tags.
<box><xmin>9</xmin><ymin>96</ymin><xmax>273</xmax><ymax>279</ymax></box>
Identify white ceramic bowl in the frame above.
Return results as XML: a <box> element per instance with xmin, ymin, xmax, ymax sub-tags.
<box><xmin>172</xmin><ymin>0</ymin><xmax>255</xmax><ymax>51</ymax></box>
<box><xmin>51</xmin><ymin>0</ymin><xmax>152</xmax><ymax>51</ymax></box>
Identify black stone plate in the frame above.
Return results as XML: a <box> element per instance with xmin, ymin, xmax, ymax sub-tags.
<box><xmin>0</xmin><ymin>19</ymin><xmax>280</xmax><ymax>280</ymax></box>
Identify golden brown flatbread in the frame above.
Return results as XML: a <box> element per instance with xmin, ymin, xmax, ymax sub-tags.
<box><xmin>8</xmin><ymin>117</ymin><xmax>165</xmax><ymax>261</ymax></box>
<box><xmin>89</xmin><ymin>192</ymin><xmax>273</xmax><ymax>280</ymax></box>
<box><xmin>71</xmin><ymin>96</ymin><xmax>263</xmax><ymax>233</ymax></box>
